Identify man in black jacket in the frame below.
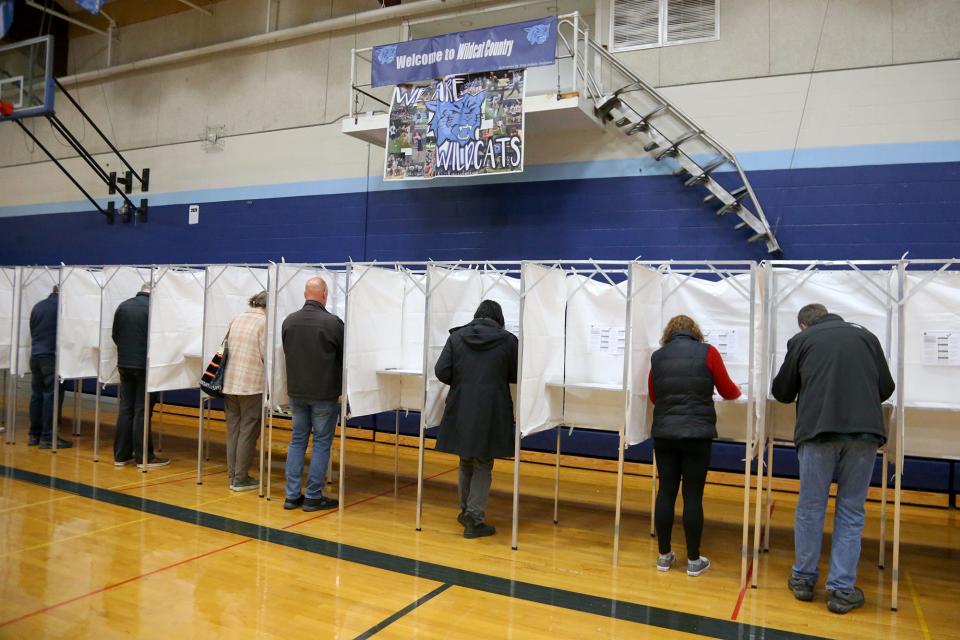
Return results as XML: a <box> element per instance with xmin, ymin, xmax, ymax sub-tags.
<box><xmin>112</xmin><ymin>285</ymin><xmax>168</xmax><ymax>468</ymax></box>
<box><xmin>28</xmin><ymin>286</ymin><xmax>71</xmax><ymax>449</ymax></box>
<box><xmin>773</xmin><ymin>303</ymin><xmax>895</xmax><ymax>615</ymax></box>
<box><xmin>435</xmin><ymin>300</ymin><xmax>518</xmax><ymax>538</ymax></box>
<box><xmin>281</xmin><ymin>277</ymin><xmax>343</xmax><ymax>512</ymax></box>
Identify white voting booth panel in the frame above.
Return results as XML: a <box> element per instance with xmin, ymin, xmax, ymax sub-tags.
<box><xmin>58</xmin><ymin>268</ymin><xmax>102</xmax><ymax>380</ymax></box>
<box><xmin>148</xmin><ymin>269</ymin><xmax>204</xmax><ymax>393</ymax></box>
<box><xmin>16</xmin><ymin>268</ymin><xmax>60</xmax><ymax>376</ymax></box>
<box><xmin>99</xmin><ymin>267</ymin><xmax>152</xmax><ymax>385</ymax></box>
<box><xmin>0</xmin><ymin>268</ymin><xmax>16</xmax><ymax>370</ymax></box>
<box><xmin>202</xmin><ymin>265</ymin><xmax>270</xmax><ymax>374</ymax></box>
<box><xmin>422</xmin><ymin>267</ymin><xmax>521</xmax><ymax>428</ymax></box>
<box><xmin>766</xmin><ymin>268</ymin><xmax>896</xmax><ymax>441</ymax></box>
<box><xmin>518</xmin><ymin>263</ymin><xmax>566</xmax><ymax>436</ymax></box>
<box><xmin>662</xmin><ymin>271</ymin><xmax>756</xmax><ymax>443</ymax></box>
<box><xmin>627</xmin><ymin>264</ymin><xmax>661</xmax><ymax>446</ymax></box>
<box><xmin>902</xmin><ymin>270</ymin><xmax>960</xmax><ymax>459</ymax></box>
<box><xmin>561</xmin><ymin>274</ymin><xmax>628</xmax><ymax>433</ymax></box>
<box><xmin>345</xmin><ymin>265</ymin><xmax>425</xmax><ymax>417</ymax></box>
<box><xmin>271</xmin><ymin>264</ymin><xmax>345</xmax><ymax>407</ymax></box>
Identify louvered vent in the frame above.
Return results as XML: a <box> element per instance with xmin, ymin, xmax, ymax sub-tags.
<box><xmin>666</xmin><ymin>0</ymin><xmax>717</xmax><ymax>43</ymax></box>
<box><xmin>612</xmin><ymin>0</ymin><xmax>717</xmax><ymax>51</ymax></box>
<box><xmin>612</xmin><ymin>0</ymin><xmax>660</xmax><ymax>49</ymax></box>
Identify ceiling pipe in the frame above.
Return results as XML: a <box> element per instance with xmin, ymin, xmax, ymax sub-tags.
<box><xmin>59</xmin><ymin>0</ymin><xmax>515</xmax><ymax>87</ymax></box>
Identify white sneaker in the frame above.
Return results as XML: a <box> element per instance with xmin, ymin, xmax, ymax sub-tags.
<box><xmin>114</xmin><ymin>458</ymin><xmax>136</xmax><ymax>467</ymax></box>
<box><xmin>687</xmin><ymin>556</ymin><xmax>711</xmax><ymax>577</ymax></box>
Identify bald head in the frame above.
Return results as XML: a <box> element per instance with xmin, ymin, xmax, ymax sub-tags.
<box><xmin>304</xmin><ymin>277</ymin><xmax>328</xmax><ymax>305</ymax></box>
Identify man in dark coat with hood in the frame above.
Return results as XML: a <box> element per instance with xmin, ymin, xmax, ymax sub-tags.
<box><xmin>435</xmin><ymin>300</ymin><xmax>518</xmax><ymax>539</ymax></box>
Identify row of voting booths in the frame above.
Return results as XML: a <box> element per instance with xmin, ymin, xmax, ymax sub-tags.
<box><xmin>0</xmin><ymin>259</ymin><xmax>957</xmax><ymax>608</ymax></box>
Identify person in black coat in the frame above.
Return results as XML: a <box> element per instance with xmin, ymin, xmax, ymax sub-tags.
<box><xmin>648</xmin><ymin>314</ymin><xmax>741</xmax><ymax>576</ymax></box>
<box><xmin>435</xmin><ymin>300</ymin><xmax>518</xmax><ymax>539</ymax></box>
<box><xmin>28</xmin><ymin>286</ymin><xmax>71</xmax><ymax>449</ymax></box>
<box><xmin>112</xmin><ymin>285</ymin><xmax>167</xmax><ymax>468</ymax></box>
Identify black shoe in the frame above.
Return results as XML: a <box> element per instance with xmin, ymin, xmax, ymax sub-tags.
<box><xmin>28</xmin><ymin>435</ymin><xmax>40</xmax><ymax>446</ymax></box>
<box><xmin>827</xmin><ymin>587</ymin><xmax>865</xmax><ymax>614</ymax></box>
<box><xmin>788</xmin><ymin>575</ymin><xmax>816</xmax><ymax>602</ymax></box>
<box><xmin>38</xmin><ymin>437</ymin><xmax>73</xmax><ymax>450</ymax></box>
<box><xmin>302</xmin><ymin>496</ymin><xmax>339</xmax><ymax>512</ymax></box>
<box><xmin>136</xmin><ymin>457</ymin><xmax>170</xmax><ymax>469</ymax></box>
<box><xmin>464</xmin><ymin>519</ymin><xmax>496</xmax><ymax>539</ymax></box>
<box><xmin>457</xmin><ymin>511</ymin><xmax>470</xmax><ymax>527</ymax></box>
<box><xmin>283</xmin><ymin>495</ymin><xmax>305</xmax><ymax>510</ymax></box>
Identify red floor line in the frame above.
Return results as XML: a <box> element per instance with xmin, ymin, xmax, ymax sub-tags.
<box><xmin>730</xmin><ymin>562</ymin><xmax>754</xmax><ymax>620</ymax></box>
<box><xmin>1</xmin><ymin>466</ymin><xmax>459</xmax><ymax>628</ymax></box>
<box><xmin>730</xmin><ymin>499</ymin><xmax>777</xmax><ymax>621</ymax></box>
<box><xmin>114</xmin><ymin>469</ymin><xmax>227</xmax><ymax>492</ymax></box>
<box><xmin>0</xmin><ymin>538</ymin><xmax>253</xmax><ymax>629</ymax></box>
<box><xmin>282</xmin><ymin>466</ymin><xmax>459</xmax><ymax>530</ymax></box>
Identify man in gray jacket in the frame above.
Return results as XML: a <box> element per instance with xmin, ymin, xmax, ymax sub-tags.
<box><xmin>773</xmin><ymin>303</ymin><xmax>894</xmax><ymax>615</ymax></box>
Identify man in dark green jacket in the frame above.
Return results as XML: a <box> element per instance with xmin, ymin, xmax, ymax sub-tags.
<box><xmin>773</xmin><ymin>303</ymin><xmax>894</xmax><ymax>614</ymax></box>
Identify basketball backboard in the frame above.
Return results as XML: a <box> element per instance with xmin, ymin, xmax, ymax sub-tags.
<box><xmin>0</xmin><ymin>35</ymin><xmax>55</xmax><ymax>122</ymax></box>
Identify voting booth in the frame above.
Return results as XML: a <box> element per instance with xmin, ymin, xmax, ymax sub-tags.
<box><xmin>413</xmin><ymin>263</ymin><xmax>521</xmax><ymax>531</ymax></box>
<box><xmin>56</xmin><ymin>267</ymin><xmax>103</xmax><ymax>440</ymax></box>
<box><xmin>8</xmin><ymin>267</ymin><xmax>60</xmax><ymax>445</ymax></box>
<box><xmin>131</xmin><ymin>266</ymin><xmax>205</xmax><ymax>469</ymax></box>
<box><xmin>511</xmin><ymin>260</ymin><xmax>759</xmax><ymax>572</ymax></box>
<box><xmin>91</xmin><ymin>266</ymin><xmax>152</xmax><ymax>461</ymax></box>
<box><xmin>197</xmin><ymin>264</ymin><xmax>273</xmax><ymax>487</ymax></box>
<box><xmin>263</xmin><ymin>263</ymin><xmax>348</xmax><ymax>499</ymax></box>
<box><xmin>889</xmin><ymin>259</ymin><xmax>960</xmax><ymax>610</ymax></box>
<box><xmin>753</xmin><ymin>261</ymin><xmax>900</xmax><ymax>588</ymax></box>
<box><xmin>341</xmin><ymin>263</ymin><xmax>426</xmax><ymax>510</ymax></box>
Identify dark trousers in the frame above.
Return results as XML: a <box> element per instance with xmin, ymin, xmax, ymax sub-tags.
<box><xmin>654</xmin><ymin>438</ymin><xmax>712</xmax><ymax>559</ymax></box>
<box><xmin>459</xmin><ymin>457</ymin><xmax>494</xmax><ymax>523</ymax></box>
<box><xmin>114</xmin><ymin>367</ymin><xmax>156</xmax><ymax>463</ymax></box>
<box><xmin>29</xmin><ymin>355</ymin><xmax>62</xmax><ymax>442</ymax></box>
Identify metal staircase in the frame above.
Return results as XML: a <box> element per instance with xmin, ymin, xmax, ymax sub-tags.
<box><xmin>558</xmin><ymin>15</ymin><xmax>781</xmax><ymax>255</ymax></box>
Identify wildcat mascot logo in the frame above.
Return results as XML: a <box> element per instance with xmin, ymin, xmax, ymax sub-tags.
<box><xmin>524</xmin><ymin>22</ymin><xmax>551</xmax><ymax>45</ymax></box>
<box><xmin>425</xmin><ymin>91</ymin><xmax>485</xmax><ymax>145</ymax></box>
<box><xmin>376</xmin><ymin>45</ymin><xmax>398</xmax><ymax>65</ymax></box>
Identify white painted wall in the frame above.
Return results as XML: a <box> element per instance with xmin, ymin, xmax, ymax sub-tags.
<box><xmin>0</xmin><ymin>0</ymin><xmax>958</xmax><ymax>213</ymax></box>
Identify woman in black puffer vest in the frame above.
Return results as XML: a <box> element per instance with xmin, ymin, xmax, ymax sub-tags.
<box><xmin>648</xmin><ymin>315</ymin><xmax>741</xmax><ymax>576</ymax></box>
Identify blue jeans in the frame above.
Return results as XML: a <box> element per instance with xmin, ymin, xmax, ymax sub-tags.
<box><xmin>793</xmin><ymin>438</ymin><xmax>878</xmax><ymax>591</ymax></box>
<box><xmin>284</xmin><ymin>399</ymin><xmax>339</xmax><ymax>500</ymax></box>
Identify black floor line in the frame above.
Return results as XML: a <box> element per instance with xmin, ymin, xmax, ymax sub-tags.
<box><xmin>1</xmin><ymin>464</ymin><xmax>827</xmax><ymax>640</ymax></box>
<box><xmin>353</xmin><ymin>583</ymin><xmax>453</xmax><ymax>639</ymax></box>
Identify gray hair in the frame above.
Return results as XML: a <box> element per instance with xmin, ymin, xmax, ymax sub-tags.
<box><xmin>798</xmin><ymin>303</ymin><xmax>828</xmax><ymax>328</ymax></box>
<box><xmin>249</xmin><ymin>291</ymin><xmax>267</xmax><ymax>308</ymax></box>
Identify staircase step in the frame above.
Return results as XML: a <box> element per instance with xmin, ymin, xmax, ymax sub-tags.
<box><xmin>654</xmin><ymin>130</ymin><xmax>701</xmax><ymax>160</ymax></box>
<box><xmin>704</xmin><ymin>184</ymin><xmax>747</xmax><ymax>204</ymax></box>
<box><xmin>684</xmin><ymin>157</ymin><xmax>728</xmax><ymax>186</ymax></box>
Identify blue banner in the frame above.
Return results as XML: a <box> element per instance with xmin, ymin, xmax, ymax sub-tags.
<box><xmin>75</xmin><ymin>0</ymin><xmax>104</xmax><ymax>15</ymax></box>
<box><xmin>372</xmin><ymin>16</ymin><xmax>556</xmax><ymax>88</ymax></box>
<box><xmin>1</xmin><ymin>0</ymin><xmax>13</xmax><ymax>39</ymax></box>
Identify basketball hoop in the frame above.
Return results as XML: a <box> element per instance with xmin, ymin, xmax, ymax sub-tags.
<box><xmin>0</xmin><ymin>100</ymin><xmax>14</xmax><ymax>117</ymax></box>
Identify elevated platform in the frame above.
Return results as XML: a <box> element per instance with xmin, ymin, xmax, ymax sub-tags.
<box><xmin>341</xmin><ymin>92</ymin><xmax>604</xmax><ymax>147</ymax></box>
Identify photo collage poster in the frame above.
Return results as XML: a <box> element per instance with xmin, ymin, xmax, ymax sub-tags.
<box><xmin>385</xmin><ymin>69</ymin><xmax>525</xmax><ymax>180</ymax></box>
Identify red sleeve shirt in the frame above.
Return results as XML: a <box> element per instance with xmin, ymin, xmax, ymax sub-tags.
<box><xmin>648</xmin><ymin>344</ymin><xmax>742</xmax><ymax>404</ymax></box>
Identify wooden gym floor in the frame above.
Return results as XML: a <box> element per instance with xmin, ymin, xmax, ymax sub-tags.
<box><xmin>1</xmin><ymin>400</ymin><xmax>957</xmax><ymax>639</ymax></box>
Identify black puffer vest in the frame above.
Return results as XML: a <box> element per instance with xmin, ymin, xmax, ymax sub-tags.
<box><xmin>650</xmin><ymin>331</ymin><xmax>717</xmax><ymax>440</ymax></box>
